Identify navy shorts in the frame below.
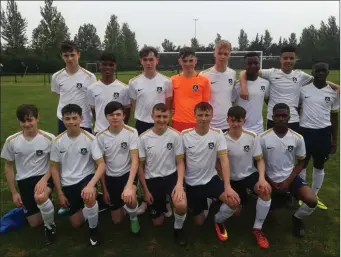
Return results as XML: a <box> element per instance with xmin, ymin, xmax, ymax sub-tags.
<box><xmin>135</xmin><ymin>119</ymin><xmax>154</xmax><ymax>135</ymax></box>
<box><xmin>58</xmin><ymin>119</ymin><xmax>92</xmax><ymax>135</ymax></box>
<box><xmin>146</xmin><ymin>172</ymin><xmax>178</xmax><ymax>219</ymax></box>
<box><xmin>300</xmin><ymin>126</ymin><xmax>332</xmax><ymax>168</ymax></box>
<box><xmin>186</xmin><ymin>175</ymin><xmax>225</xmax><ymax>216</ymax></box>
<box><xmin>231</xmin><ymin>172</ymin><xmax>259</xmax><ymax>205</ymax></box>
<box><xmin>62</xmin><ymin>174</ymin><xmax>94</xmax><ymax>216</ymax></box>
<box><xmin>105</xmin><ymin>172</ymin><xmax>138</xmax><ymax>211</ymax></box>
<box><xmin>17</xmin><ymin>175</ymin><xmax>54</xmax><ymax>217</ymax></box>
<box><xmin>267</xmin><ymin>119</ymin><xmax>300</xmax><ymax>133</ymax></box>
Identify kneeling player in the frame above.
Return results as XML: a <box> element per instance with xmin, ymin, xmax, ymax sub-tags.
<box><xmin>1</xmin><ymin>104</ymin><xmax>56</xmax><ymax>245</ymax></box>
<box><xmin>50</xmin><ymin>104</ymin><xmax>106</xmax><ymax>246</ymax></box>
<box><xmin>96</xmin><ymin>101</ymin><xmax>140</xmax><ymax>235</ymax></box>
<box><xmin>182</xmin><ymin>102</ymin><xmax>240</xmax><ymax>241</ymax></box>
<box><xmin>222</xmin><ymin>106</ymin><xmax>271</xmax><ymax>248</ymax></box>
<box><xmin>138</xmin><ymin>103</ymin><xmax>187</xmax><ymax>246</ymax></box>
<box><xmin>259</xmin><ymin>103</ymin><xmax>317</xmax><ymax>237</ymax></box>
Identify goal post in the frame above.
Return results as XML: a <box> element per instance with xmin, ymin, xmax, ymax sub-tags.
<box><xmin>86</xmin><ymin>62</ymin><xmax>98</xmax><ymax>73</ymax></box>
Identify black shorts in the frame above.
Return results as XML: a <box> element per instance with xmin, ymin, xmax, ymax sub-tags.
<box><xmin>105</xmin><ymin>172</ymin><xmax>138</xmax><ymax>211</ymax></box>
<box><xmin>58</xmin><ymin>119</ymin><xmax>92</xmax><ymax>135</ymax></box>
<box><xmin>267</xmin><ymin>119</ymin><xmax>300</xmax><ymax>133</ymax></box>
<box><xmin>300</xmin><ymin>126</ymin><xmax>332</xmax><ymax>168</ymax></box>
<box><xmin>186</xmin><ymin>175</ymin><xmax>224</xmax><ymax>216</ymax></box>
<box><xmin>62</xmin><ymin>174</ymin><xmax>94</xmax><ymax>216</ymax></box>
<box><xmin>17</xmin><ymin>175</ymin><xmax>54</xmax><ymax>217</ymax></box>
<box><xmin>231</xmin><ymin>172</ymin><xmax>259</xmax><ymax>205</ymax></box>
<box><xmin>146</xmin><ymin>172</ymin><xmax>178</xmax><ymax>219</ymax></box>
<box><xmin>135</xmin><ymin>119</ymin><xmax>154</xmax><ymax>135</ymax></box>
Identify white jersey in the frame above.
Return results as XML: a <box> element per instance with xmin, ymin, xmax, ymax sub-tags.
<box><xmin>96</xmin><ymin>125</ymin><xmax>139</xmax><ymax>177</ymax></box>
<box><xmin>51</xmin><ymin>68</ymin><xmax>97</xmax><ymax>128</ymax></box>
<box><xmin>182</xmin><ymin>127</ymin><xmax>227</xmax><ymax>186</ymax></box>
<box><xmin>260</xmin><ymin>68</ymin><xmax>312</xmax><ymax>123</ymax></box>
<box><xmin>259</xmin><ymin>129</ymin><xmax>306</xmax><ymax>183</ymax></box>
<box><xmin>88</xmin><ymin>80</ymin><xmax>130</xmax><ymax>133</ymax></box>
<box><xmin>200</xmin><ymin>67</ymin><xmax>236</xmax><ymax>130</ymax></box>
<box><xmin>225</xmin><ymin>130</ymin><xmax>263</xmax><ymax>181</ymax></box>
<box><xmin>139</xmin><ymin>127</ymin><xmax>184</xmax><ymax>179</ymax></box>
<box><xmin>129</xmin><ymin>73</ymin><xmax>172</xmax><ymax>123</ymax></box>
<box><xmin>300</xmin><ymin>83</ymin><xmax>339</xmax><ymax>129</ymax></box>
<box><xmin>50</xmin><ymin>130</ymin><xmax>103</xmax><ymax>186</ymax></box>
<box><xmin>232</xmin><ymin>78</ymin><xmax>270</xmax><ymax>134</ymax></box>
<box><xmin>1</xmin><ymin>130</ymin><xmax>55</xmax><ymax>181</ymax></box>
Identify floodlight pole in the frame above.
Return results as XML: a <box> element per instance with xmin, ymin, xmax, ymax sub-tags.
<box><xmin>193</xmin><ymin>18</ymin><xmax>199</xmax><ymax>39</ymax></box>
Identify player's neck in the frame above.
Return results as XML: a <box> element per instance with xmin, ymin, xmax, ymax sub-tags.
<box><xmin>280</xmin><ymin>68</ymin><xmax>292</xmax><ymax>74</ymax></box>
<box><xmin>143</xmin><ymin>70</ymin><xmax>157</xmax><ymax>79</ymax></box>
<box><xmin>195</xmin><ymin>125</ymin><xmax>210</xmax><ymax>136</ymax></box>
<box><xmin>152</xmin><ymin>126</ymin><xmax>167</xmax><ymax>136</ymax></box>
<box><xmin>273</xmin><ymin>126</ymin><xmax>288</xmax><ymax>138</ymax></box>
<box><xmin>214</xmin><ymin>64</ymin><xmax>227</xmax><ymax>73</ymax></box>
<box><xmin>228</xmin><ymin>128</ymin><xmax>242</xmax><ymax>140</ymax></box>
<box><xmin>109</xmin><ymin>124</ymin><xmax>124</xmax><ymax>134</ymax></box>
<box><xmin>313</xmin><ymin>80</ymin><xmax>327</xmax><ymax>89</ymax></box>
<box><xmin>246</xmin><ymin>73</ymin><xmax>258</xmax><ymax>81</ymax></box>
<box><xmin>101</xmin><ymin>76</ymin><xmax>115</xmax><ymax>85</ymax></box>
<box><xmin>65</xmin><ymin>64</ymin><xmax>80</xmax><ymax>75</ymax></box>
<box><xmin>182</xmin><ymin>70</ymin><xmax>196</xmax><ymax>78</ymax></box>
<box><xmin>23</xmin><ymin>128</ymin><xmax>39</xmax><ymax>140</ymax></box>
<box><xmin>66</xmin><ymin>128</ymin><xmax>81</xmax><ymax>138</ymax></box>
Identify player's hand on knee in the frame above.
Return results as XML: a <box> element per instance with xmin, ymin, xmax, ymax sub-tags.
<box><xmin>58</xmin><ymin>193</ymin><xmax>69</xmax><ymax>208</ymax></box>
<box><xmin>172</xmin><ymin>183</ymin><xmax>185</xmax><ymax>202</ymax></box>
<box><xmin>143</xmin><ymin>190</ymin><xmax>153</xmax><ymax>205</ymax></box>
<box><xmin>34</xmin><ymin>178</ymin><xmax>47</xmax><ymax>195</ymax></box>
<box><xmin>223</xmin><ymin>186</ymin><xmax>240</xmax><ymax>207</ymax></box>
<box><xmin>121</xmin><ymin>185</ymin><xmax>135</xmax><ymax>206</ymax></box>
<box><xmin>81</xmin><ymin>185</ymin><xmax>96</xmax><ymax>202</ymax></box>
<box><xmin>255</xmin><ymin>178</ymin><xmax>272</xmax><ymax>196</ymax></box>
<box><xmin>12</xmin><ymin>192</ymin><xmax>23</xmax><ymax>207</ymax></box>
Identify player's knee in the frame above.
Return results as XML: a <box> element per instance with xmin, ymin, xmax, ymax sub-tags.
<box><xmin>84</xmin><ymin>198</ymin><xmax>97</xmax><ymax>208</ymax></box>
<box><xmin>259</xmin><ymin>192</ymin><xmax>271</xmax><ymax>201</ymax></box>
<box><xmin>193</xmin><ymin>212</ymin><xmax>205</xmax><ymax>226</ymax></box>
<box><xmin>173</xmin><ymin>199</ymin><xmax>187</xmax><ymax>214</ymax></box>
<box><xmin>34</xmin><ymin>193</ymin><xmax>49</xmax><ymax>205</ymax></box>
<box><xmin>225</xmin><ymin>198</ymin><xmax>239</xmax><ymax>210</ymax></box>
<box><xmin>305</xmin><ymin>195</ymin><xmax>318</xmax><ymax>208</ymax></box>
<box><xmin>313</xmin><ymin>159</ymin><xmax>325</xmax><ymax>170</ymax></box>
<box><xmin>152</xmin><ymin>216</ymin><xmax>164</xmax><ymax>226</ymax></box>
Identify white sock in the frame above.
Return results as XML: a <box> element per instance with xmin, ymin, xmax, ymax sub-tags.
<box><xmin>37</xmin><ymin>198</ymin><xmax>55</xmax><ymax>229</ymax></box>
<box><xmin>299</xmin><ymin>168</ymin><xmax>307</xmax><ymax>181</ymax></box>
<box><xmin>214</xmin><ymin>203</ymin><xmax>236</xmax><ymax>224</ymax></box>
<box><xmin>83</xmin><ymin>201</ymin><xmax>99</xmax><ymax>229</ymax></box>
<box><xmin>294</xmin><ymin>203</ymin><xmax>316</xmax><ymax>219</ymax></box>
<box><xmin>174</xmin><ymin>213</ymin><xmax>186</xmax><ymax>229</ymax></box>
<box><xmin>204</xmin><ymin>198</ymin><xmax>213</xmax><ymax>218</ymax></box>
<box><xmin>253</xmin><ymin>198</ymin><xmax>271</xmax><ymax>230</ymax></box>
<box><xmin>312</xmin><ymin>167</ymin><xmax>324</xmax><ymax>195</ymax></box>
<box><xmin>124</xmin><ymin>205</ymin><xmax>138</xmax><ymax>221</ymax></box>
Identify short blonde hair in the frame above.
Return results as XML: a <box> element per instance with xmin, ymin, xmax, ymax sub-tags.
<box><xmin>215</xmin><ymin>40</ymin><xmax>232</xmax><ymax>51</ymax></box>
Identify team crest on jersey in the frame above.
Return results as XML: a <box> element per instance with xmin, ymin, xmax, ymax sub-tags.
<box><xmin>80</xmin><ymin>148</ymin><xmax>88</xmax><ymax>155</ymax></box>
<box><xmin>325</xmin><ymin>97</ymin><xmax>331</xmax><ymax>103</ymax></box>
<box><xmin>228</xmin><ymin>79</ymin><xmax>233</xmax><ymax>85</ymax></box>
<box><xmin>193</xmin><ymin>85</ymin><xmax>199</xmax><ymax>91</ymax></box>
<box><xmin>157</xmin><ymin>87</ymin><xmax>163</xmax><ymax>93</ymax></box>
<box><xmin>121</xmin><ymin>142</ymin><xmax>128</xmax><ymax>149</ymax></box>
<box><xmin>76</xmin><ymin>83</ymin><xmax>83</xmax><ymax>89</ymax></box>
<box><xmin>166</xmin><ymin>143</ymin><xmax>173</xmax><ymax>150</ymax></box>
<box><xmin>244</xmin><ymin>145</ymin><xmax>250</xmax><ymax>152</ymax></box>
<box><xmin>292</xmin><ymin>77</ymin><xmax>297</xmax><ymax>83</ymax></box>
<box><xmin>36</xmin><ymin>150</ymin><xmax>43</xmax><ymax>156</ymax></box>
<box><xmin>208</xmin><ymin>142</ymin><xmax>215</xmax><ymax>149</ymax></box>
<box><xmin>261</xmin><ymin>86</ymin><xmax>265</xmax><ymax>91</ymax></box>
<box><xmin>113</xmin><ymin>92</ymin><xmax>119</xmax><ymax>99</ymax></box>
<box><xmin>287</xmin><ymin>145</ymin><xmax>294</xmax><ymax>152</ymax></box>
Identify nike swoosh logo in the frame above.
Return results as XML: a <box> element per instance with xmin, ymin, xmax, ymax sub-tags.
<box><xmin>60</xmin><ymin>151</ymin><xmax>66</xmax><ymax>153</ymax></box>
<box><xmin>147</xmin><ymin>146</ymin><xmax>154</xmax><ymax>149</ymax></box>
<box><xmin>188</xmin><ymin>146</ymin><xmax>195</xmax><ymax>148</ymax></box>
<box><xmin>90</xmin><ymin>238</ymin><xmax>98</xmax><ymax>246</ymax></box>
<box><xmin>211</xmin><ymin>81</ymin><xmax>217</xmax><ymax>84</ymax></box>
<box><xmin>15</xmin><ymin>152</ymin><xmax>20</xmax><ymax>154</ymax></box>
<box><xmin>274</xmin><ymin>77</ymin><xmax>281</xmax><ymax>79</ymax></box>
<box><xmin>304</xmin><ymin>96</ymin><xmax>310</xmax><ymax>98</ymax></box>
<box><xmin>59</xmin><ymin>84</ymin><xmax>63</xmax><ymax>87</ymax></box>
<box><xmin>94</xmin><ymin>94</ymin><xmax>100</xmax><ymax>97</ymax></box>
<box><xmin>137</xmin><ymin>89</ymin><xmax>143</xmax><ymax>91</ymax></box>
<box><xmin>105</xmin><ymin>146</ymin><xmax>110</xmax><ymax>150</ymax></box>
<box><xmin>267</xmin><ymin>147</ymin><xmax>273</xmax><ymax>149</ymax></box>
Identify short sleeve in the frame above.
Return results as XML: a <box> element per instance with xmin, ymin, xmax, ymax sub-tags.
<box><xmin>50</xmin><ymin>142</ymin><xmax>61</xmax><ymax>163</ymax></box>
<box><xmin>295</xmin><ymin>136</ymin><xmax>306</xmax><ymax>160</ymax></box>
<box><xmin>174</xmin><ymin>134</ymin><xmax>184</xmax><ymax>159</ymax></box>
<box><xmin>202</xmin><ymin>78</ymin><xmax>210</xmax><ymax>102</ymax></box>
<box><xmin>264</xmin><ymin>81</ymin><xmax>270</xmax><ymax>98</ymax></box>
<box><xmin>91</xmin><ymin>138</ymin><xmax>103</xmax><ymax>161</ymax></box>
<box><xmin>123</xmin><ymin>87</ymin><xmax>131</xmax><ymax>106</ymax></box>
<box><xmin>138</xmin><ymin>137</ymin><xmax>146</xmax><ymax>159</ymax></box>
<box><xmin>331</xmin><ymin>94</ymin><xmax>340</xmax><ymax>112</ymax></box>
<box><xmin>130</xmin><ymin>131</ymin><xmax>139</xmax><ymax>152</ymax></box>
<box><xmin>299</xmin><ymin>87</ymin><xmax>304</xmax><ymax>104</ymax></box>
<box><xmin>217</xmin><ymin>131</ymin><xmax>227</xmax><ymax>156</ymax></box>
<box><xmin>253</xmin><ymin>136</ymin><xmax>263</xmax><ymax>160</ymax></box>
<box><xmin>299</xmin><ymin>71</ymin><xmax>313</xmax><ymax>86</ymax></box>
<box><xmin>51</xmin><ymin>73</ymin><xmax>60</xmax><ymax>94</ymax></box>
<box><xmin>1</xmin><ymin>139</ymin><xmax>15</xmax><ymax>161</ymax></box>
<box><xmin>259</xmin><ymin>69</ymin><xmax>273</xmax><ymax>80</ymax></box>
<box><xmin>95</xmin><ymin>136</ymin><xmax>105</xmax><ymax>155</ymax></box>
<box><xmin>87</xmin><ymin>87</ymin><xmax>95</xmax><ymax>107</ymax></box>
<box><xmin>128</xmin><ymin>80</ymin><xmax>137</xmax><ymax>100</ymax></box>
<box><xmin>165</xmin><ymin>80</ymin><xmax>173</xmax><ymax>98</ymax></box>
<box><xmin>232</xmin><ymin>83</ymin><xmax>241</xmax><ymax>102</ymax></box>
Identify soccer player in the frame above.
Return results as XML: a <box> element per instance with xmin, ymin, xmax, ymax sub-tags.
<box><xmin>138</xmin><ymin>103</ymin><xmax>187</xmax><ymax>246</ymax></box>
<box><xmin>232</xmin><ymin>52</ymin><xmax>270</xmax><ymax>135</ymax></box>
<box><xmin>50</xmin><ymin>104</ymin><xmax>106</xmax><ymax>246</ymax></box>
<box><xmin>222</xmin><ymin>106</ymin><xmax>271</xmax><ymax>248</ymax></box>
<box><xmin>171</xmin><ymin>47</ymin><xmax>210</xmax><ymax>132</ymax></box>
<box><xmin>96</xmin><ymin>101</ymin><xmax>141</xmax><ymax>235</ymax></box>
<box><xmin>200</xmin><ymin>40</ymin><xmax>236</xmax><ymax>133</ymax></box>
<box><xmin>88</xmin><ymin>52</ymin><xmax>130</xmax><ymax>134</ymax></box>
<box><xmin>182</xmin><ymin>102</ymin><xmax>240</xmax><ymax>241</ymax></box>
<box><xmin>1</xmin><ymin>104</ymin><xmax>56</xmax><ymax>245</ymax></box>
<box><xmin>239</xmin><ymin>45</ymin><xmax>339</xmax><ymax>133</ymax></box>
<box><xmin>51</xmin><ymin>40</ymin><xmax>97</xmax><ymax>134</ymax></box>
<box><xmin>298</xmin><ymin>61</ymin><xmax>339</xmax><ymax>210</ymax></box>
<box><xmin>259</xmin><ymin>103</ymin><xmax>317</xmax><ymax>237</ymax></box>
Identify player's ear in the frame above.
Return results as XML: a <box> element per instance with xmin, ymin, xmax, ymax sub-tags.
<box><xmin>37</xmin><ymin>115</ymin><xmax>40</xmax><ymax>123</ymax></box>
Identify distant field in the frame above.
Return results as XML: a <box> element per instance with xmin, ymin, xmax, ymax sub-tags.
<box><xmin>0</xmin><ymin>70</ymin><xmax>340</xmax><ymax>257</ymax></box>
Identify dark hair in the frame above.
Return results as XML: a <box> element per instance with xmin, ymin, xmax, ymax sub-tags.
<box><xmin>61</xmin><ymin>104</ymin><xmax>82</xmax><ymax>117</ymax></box>
<box><xmin>273</xmin><ymin>103</ymin><xmax>290</xmax><ymax>114</ymax></box>
<box><xmin>179</xmin><ymin>47</ymin><xmax>196</xmax><ymax>59</ymax></box>
<box><xmin>227</xmin><ymin>106</ymin><xmax>246</xmax><ymax>120</ymax></box>
<box><xmin>152</xmin><ymin>103</ymin><xmax>169</xmax><ymax>113</ymax></box>
<box><xmin>104</xmin><ymin>101</ymin><xmax>124</xmax><ymax>116</ymax></box>
<box><xmin>280</xmin><ymin>45</ymin><xmax>296</xmax><ymax>54</ymax></box>
<box><xmin>139</xmin><ymin>46</ymin><xmax>159</xmax><ymax>58</ymax></box>
<box><xmin>16</xmin><ymin>104</ymin><xmax>39</xmax><ymax>122</ymax></box>
<box><xmin>194</xmin><ymin>102</ymin><xmax>213</xmax><ymax>113</ymax></box>
<box><xmin>60</xmin><ymin>40</ymin><xmax>79</xmax><ymax>54</ymax></box>
<box><xmin>244</xmin><ymin>52</ymin><xmax>259</xmax><ymax>59</ymax></box>
<box><xmin>100</xmin><ymin>52</ymin><xmax>116</xmax><ymax>63</ymax></box>
<box><xmin>313</xmin><ymin>60</ymin><xmax>329</xmax><ymax>68</ymax></box>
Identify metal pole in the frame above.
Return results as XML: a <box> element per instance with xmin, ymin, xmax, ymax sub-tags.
<box><xmin>193</xmin><ymin>18</ymin><xmax>198</xmax><ymax>39</ymax></box>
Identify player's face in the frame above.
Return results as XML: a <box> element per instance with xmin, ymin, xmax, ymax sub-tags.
<box><xmin>312</xmin><ymin>63</ymin><xmax>329</xmax><ymax>82</ymax></box>
<box><xmin>195</xmin><ymin>109</ymin><xmax>212</xmax><ymax>125</ymax></box>
<box><xmin>62</xmin><ymin>113</ymin><xmax>82</xmax><ymax>130</ymax></box>
<box><xmin>272</xmin><ymin>109</ymin><xmax>290</xmax><ymax>128</ymax></box>
<box><xmin>280</xmin><ymin>52</ymin><xmax>296</xmax><ymax>72</ymax></box>
<box><xmin>179</xmin><ymin>55</ymin><xmax>197</xmax><ymax>73</ymax></box>
<box><xmin>214</xmin><ymin>47</ymin><xmax>230</xmax><ymax>65</ymax></box>
<box><xmin>106</xmin><ymin>110</ymin><xmax>125</xmax><ymax>127</ymax></box>
<box><xmin>227</xmin><ymin>116</ymin><xmax>245</xmax><ymax>129</ymax></box>
<box><xmin>152</xmin><ymin>110</ymin><xmax>169</xmax><ymax>130</ymax></box>
<box><xmin>61</xmin><ymin>50</ymin><xmax>80</xmax><ymax>67</ymax></box>
<box><xmin>245</xmin><ymin>56</ymin><xmax>260</xmax><ymax>75</ymax></box>
<box><xmin>19</xmin><ymin>115</ymin><xmax>39</xmax><ymax>133</ymax></box>
<box><xmin>140</xmin><ymin>52</ymin><xmax>159</xmax><ymax>72</ymax></box>
<box><xmin>100</xmin><ymin>60</ymin><xmax>116</xmax><ymax>76</ymax></box>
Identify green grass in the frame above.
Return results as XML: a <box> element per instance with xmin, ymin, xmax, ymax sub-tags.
<box><xmin>0</xmin><ymin>70</ymin><xmax>340</xmax><ymax>257</ymax></box>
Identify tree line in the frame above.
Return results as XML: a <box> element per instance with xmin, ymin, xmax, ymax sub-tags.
<box><xmin>1</xmin><ymin>0</ymin><xmax>339</xmax><ymax>73</ymax></box>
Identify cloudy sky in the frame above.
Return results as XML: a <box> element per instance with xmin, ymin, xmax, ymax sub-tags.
<box><xmin>2</xmin><ymin>1</ymin><xmax>340</xmax><ymax>50</ymax></box>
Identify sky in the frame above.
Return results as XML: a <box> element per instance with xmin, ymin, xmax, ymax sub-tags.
<box><xmin>2</xmin><ymin>1</ymin><xmax>340</xmax><ymax>50</ymax></box>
